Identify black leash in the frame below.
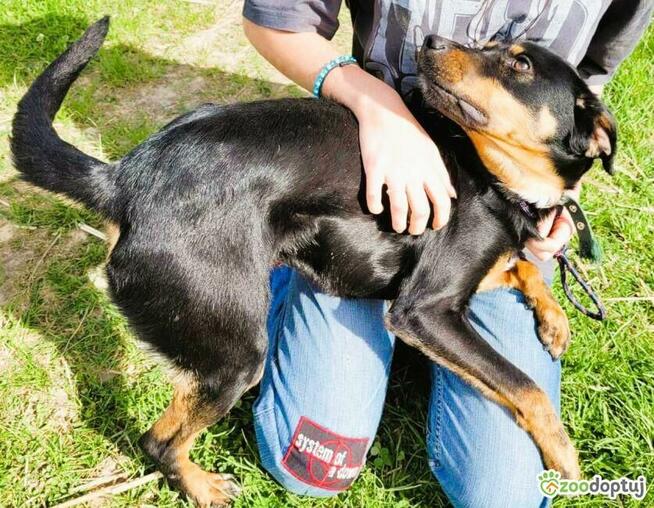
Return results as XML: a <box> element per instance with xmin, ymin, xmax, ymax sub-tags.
<box><xmin>554</xmin><ymin>247</ymin><xmax>606</xmax><ymax>320</ymax></box>
<box><xmin>520</xmin><ymin>195</ymin><xmax>607</xmax><ymax>321</ymax></box>
<box><xmin>555</xmin><ymin>196</ymin><xmax>606</xmax><ymax>320</ymax></box>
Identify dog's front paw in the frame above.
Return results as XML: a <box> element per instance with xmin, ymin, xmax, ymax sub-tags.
<box><xmin>535</xmin><ymin>301</ymin><xmax>570</xmax><ymax>360</ymax></box>
<box><xmin>542</xmin><ymin>428</ymin><xmax>581</xmax><ymax>481</ymax></box>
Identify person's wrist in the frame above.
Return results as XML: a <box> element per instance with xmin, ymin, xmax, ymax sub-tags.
<box><xmin>356</xmin><ymin>80</ymin><xmax>405</xmax><ymax>117</ymax></box>
<box><xmin>323</xmin><ymin>65</ymin><xmax>404</xmax><ymax>119</ymax></box>
<box><xmin>349</xmin><ymin>90</ymin><xmax>379</xmax><ymax>121</ymax></box>
<box><xmin>352</xmin><ymin>86</ymin><xmax>420</xmax><ymax>135</ymax></box>
<box><xmin>324</xmin><ymin>66</ymin><xmax>374</xmax><ymax>115</ymax></box>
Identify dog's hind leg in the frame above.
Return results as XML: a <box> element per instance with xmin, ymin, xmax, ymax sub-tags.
<box><xmin>107</xmin><ymin>218</ymin><xmax>270</xmax><ymax>505</ymax></box>
<box><xmin>126</xmin><ymin>277</ymin><xmax>268</xmax><ymax>506</ymax></box>
<box><xmin>140</xmin><ymin>360</ymin><xmax>263</xmax><ymax>507</ymax></box>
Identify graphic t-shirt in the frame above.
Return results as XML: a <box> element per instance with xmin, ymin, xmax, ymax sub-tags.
<box><xmin>244</xmin><ymin>0</ymin><xmax>652</xmax><ymax>93</ymax></box>
<box><xmin>243</xmin><ymin>0</ymin><xmax>651</xmax><ymax>280</ymax></box>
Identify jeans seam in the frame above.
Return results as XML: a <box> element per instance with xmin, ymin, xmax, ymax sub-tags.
<box><xmin>358</xmin><ymin>342</ymin><xmax>395</xmax><ymax>416</ymax></box>
<box><xmin>428</xmin><ymin>366</ymin><xmax>445</xmax><ymax>470</ymax></box>
<box><xmin>253</xmin><ymin>403</ymin><xmax>274</xmax><ymax>419</ymax></box>
<box><xmin>269</xmin><ymin>275</ymin><xmax>293</xmax><ymax>373</ymax></box>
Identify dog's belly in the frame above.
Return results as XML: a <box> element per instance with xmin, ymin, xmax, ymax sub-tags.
<box><xmin>279</xmin><ymin>215</ymin><xmax>419</xmax><ymax>300</ymax></box>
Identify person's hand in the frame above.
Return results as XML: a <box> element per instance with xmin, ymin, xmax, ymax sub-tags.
<box><xmin>352</xmin><ymin>88</ymin><xmax>456</xmax><ymax>235</ymax></box>
<box><xmin>526</xmin><ymin>185</ymin><xmax>581</xmax><ymax>261</ymax></box>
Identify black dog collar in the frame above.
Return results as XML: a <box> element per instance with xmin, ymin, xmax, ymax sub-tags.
<box><xmin>559</xmin><ymin>195</ymin><xmax>602</xmax><ymax>263</ymax></box>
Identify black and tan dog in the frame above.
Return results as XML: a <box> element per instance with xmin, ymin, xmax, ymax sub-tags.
<box><xmin>12</xmin><ymin>18</ymin><xmax>616</xmax><ymax>506</ymax></box>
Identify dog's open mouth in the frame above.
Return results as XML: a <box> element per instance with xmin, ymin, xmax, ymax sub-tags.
<box><xmin>429</xmin><ymin>82</ymin><xmax>488</xmax><ymax>127</ymax></box>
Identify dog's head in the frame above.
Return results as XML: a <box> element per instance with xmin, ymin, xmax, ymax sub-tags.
<box><xmin>418</xmin><ymin>35</ymin><xmax>617</xmax><ymax>207</ymax></box>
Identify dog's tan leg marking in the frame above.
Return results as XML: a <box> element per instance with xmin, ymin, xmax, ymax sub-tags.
<box><xmin>478</xmin><ymin>254</ymin><xmax>570</xmax><ymax>359</ymax></box>
<box><xmin>516</xmin><ymin>388</ymin><xmax>580</xmax><ymax>479</ymax></box>
<box><xmin>105</xmin><ymin>221</ymin><xmax>120</xmax><ymax>258</ymax></box>
<box><xmin>142</xmin><ymin>375</ymin><xmax>240</xmax><ymax>507</ymax></box>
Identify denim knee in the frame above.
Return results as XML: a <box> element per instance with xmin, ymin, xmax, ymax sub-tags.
<box><xmin>429</xmin><ymin>438</ymin><xmax>549</xmax><ymax>508</ymax></box>
<box><xmin>255</xmin><ymin>408</ymin><xmax>354</xmax><ymax>498</ymax></box>
<box><xmin>426</xmin><ymin>288</ymin><xmax>559</xmax><ymax>508</ymax></box>
<box><xmin>254</xmin><ymin>267</ymin><xmax>394</xmax><ymax>496</ymax></box>
<box><xmin>427</xmin><ymin>365</ymin><xmax>551</xmax><ymax>508</ymax></box>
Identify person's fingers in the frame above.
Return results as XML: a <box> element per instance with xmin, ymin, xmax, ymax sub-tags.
<box><xmin>531</xmin><ymin>249</ymin><xmax>552</xmax><ymax>262</ymax></box>
<box><xmin>529</xmin><ymin>216</ymin><xmax>575</xmax><ymax>258</ymax></box>
<box><xmin>559</xmin><ymin>208</ymin><xmax>575</xmax><ymax>233</ymax></box>
<box><xmin>537</xmin><ymin>209</ymin><xmax>557</xmax><ymax>237</ymax></box>
<box><xmin>416</xmin><ymin>134</ymin><xmax>456</xmax><ymax>199</ymax></box>
<box><xmin>435</xmin><ymin>159</ymin><xmax>457</xmax><ymax>199</ymax></box>
<box><xmin>527</xmin><ymin>209</ymin><xmax>574</xmax><ymax>260</ymax></box>
<box><xmin>424</xmin><ymin>176</ymin><xmax>451</xmax><ymax>230</ymax></box>
<box><xmin>546</xmin><ymin>216</ymin><xmax>574</xmax><ymax>247</ymax></box>
<box><xmin>447</xmin><ymin>181</ymin><xmax>457</xmax><ymax>199</ymax></box>
<box><xmin>387</xmin><ymin>183</ymin><xmax>409</xmax><ymax>233</ymax></box>
<box><xmin>525</xmin><ymin>235</ymin><xmax>554</xmax><ymax>261</ymax></box>
<box><xmin>407</xmin><ymin>183</ymin><xmax>430</xmax><ymax>235</ymax></box>
<box><xmin>539</xmin><ymin>213</ymin><xmax>574</xmax><ymax>249</ymax></box>
<box><xmin>365</xmin><ymin>167</ymin><xmax>385</xmax><ymax>214</ymax></box>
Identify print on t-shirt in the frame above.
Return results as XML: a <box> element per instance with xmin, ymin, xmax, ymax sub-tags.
<box><xmin>363</xmin><ymin>0</ymin><xmax>608</xmax><ymax>97</ymax></box>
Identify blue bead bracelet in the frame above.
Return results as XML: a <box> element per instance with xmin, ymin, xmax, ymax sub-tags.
<box><xmin>312</xmin><ymin>55</ymin><xmax>358</xmax><ymax>97</ymax></box>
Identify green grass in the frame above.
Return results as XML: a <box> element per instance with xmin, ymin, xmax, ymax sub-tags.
<box><xmin>0</xmin><ymin>1</ymin><xmax>652</xmax><ymax>506</ymax></box>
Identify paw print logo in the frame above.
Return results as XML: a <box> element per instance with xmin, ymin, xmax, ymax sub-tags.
<box><xmin>538</xmin><ymin>470</ymin><xmax>561</xmax><ymax>497</ymax></box>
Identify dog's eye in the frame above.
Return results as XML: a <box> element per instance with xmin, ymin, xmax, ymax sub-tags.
<box><xmin>510</xmin><ymin>55</ymin><xmax>532</xmax><ymax>72</ymax></box>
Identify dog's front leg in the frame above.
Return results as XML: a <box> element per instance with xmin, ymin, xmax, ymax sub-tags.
<box><xmin>478</xmin><ymin>254</ymin><xmax>570</xmax><ymax>358</ymax></box>
<box><xmin>385</xmin><ymin>298</ymin><xmax>580</xmax><ymax>480</ymax></box>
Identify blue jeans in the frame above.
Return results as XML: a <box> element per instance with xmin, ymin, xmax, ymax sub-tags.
<box><xmin>253</xmin><ymin>267</ymin><xmax>560</xmax><ymax>507</ymax></box>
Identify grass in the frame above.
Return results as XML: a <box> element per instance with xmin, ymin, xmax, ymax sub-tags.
<box><xmin>0</xmin><ymin>1</ymin><xmax>652</xmax><ymax>506</ymax></box>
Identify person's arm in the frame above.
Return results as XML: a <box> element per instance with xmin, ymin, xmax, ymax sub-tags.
<box><xmin>577</xmin><ymin>0</ymin><xmax>653</xmax><ymax>88</ymax></box>
<box><xmin>243</xmin><ymin>19</ymin><xmax>455</xmax><ymax>235</ymax></box>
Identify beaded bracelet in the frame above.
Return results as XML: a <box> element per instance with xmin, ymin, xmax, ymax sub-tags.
<box><xmin>312</xmin><ymin>55</ymin><xmax>358</xmax><ymax>97</ymax></box>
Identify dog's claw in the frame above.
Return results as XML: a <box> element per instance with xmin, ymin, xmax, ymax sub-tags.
<box><xmin>212</xmin><ymin>474</ymin><xmax>240</xmax><ymax>499</ymax></box>
<box><xmin>173</xmin><ymin>465</ymin><xmax>241</xmax><ymax>507</ymax></box>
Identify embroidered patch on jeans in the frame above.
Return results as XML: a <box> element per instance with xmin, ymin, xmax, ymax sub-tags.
<box><xmin>282</xmin><ymin>416</ymin><xmax>369</xmax><ymax>491</ymax></box>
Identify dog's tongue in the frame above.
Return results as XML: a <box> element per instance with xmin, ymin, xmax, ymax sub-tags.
<box><xmin>458</xmin><ymin>99</ymin><xmax>487</xmax><ymax>126</ymax></box>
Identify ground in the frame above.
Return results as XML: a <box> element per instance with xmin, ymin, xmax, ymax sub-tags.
<box><xmin>0</xmin><ymin>1</ymin><xmax>652</xmax><ymax>507</ymax></box>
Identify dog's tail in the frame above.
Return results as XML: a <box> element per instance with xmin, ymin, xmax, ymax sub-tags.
<box><xmin>11</xmin><ymin>17</ymin><xmax>118</xmax><ymax>219</ymax></box>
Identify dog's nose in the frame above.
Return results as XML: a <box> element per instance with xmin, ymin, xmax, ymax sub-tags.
<box><xmin>423</xmin><ymin>35</ymin><xmax>452</xmax><ymax>51</ymax></box>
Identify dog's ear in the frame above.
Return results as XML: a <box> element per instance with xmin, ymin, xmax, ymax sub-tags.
<box><xmin>569</xmin><ymin>94</ymin><xmax>617</xmax><ymax>174</ymax></box>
